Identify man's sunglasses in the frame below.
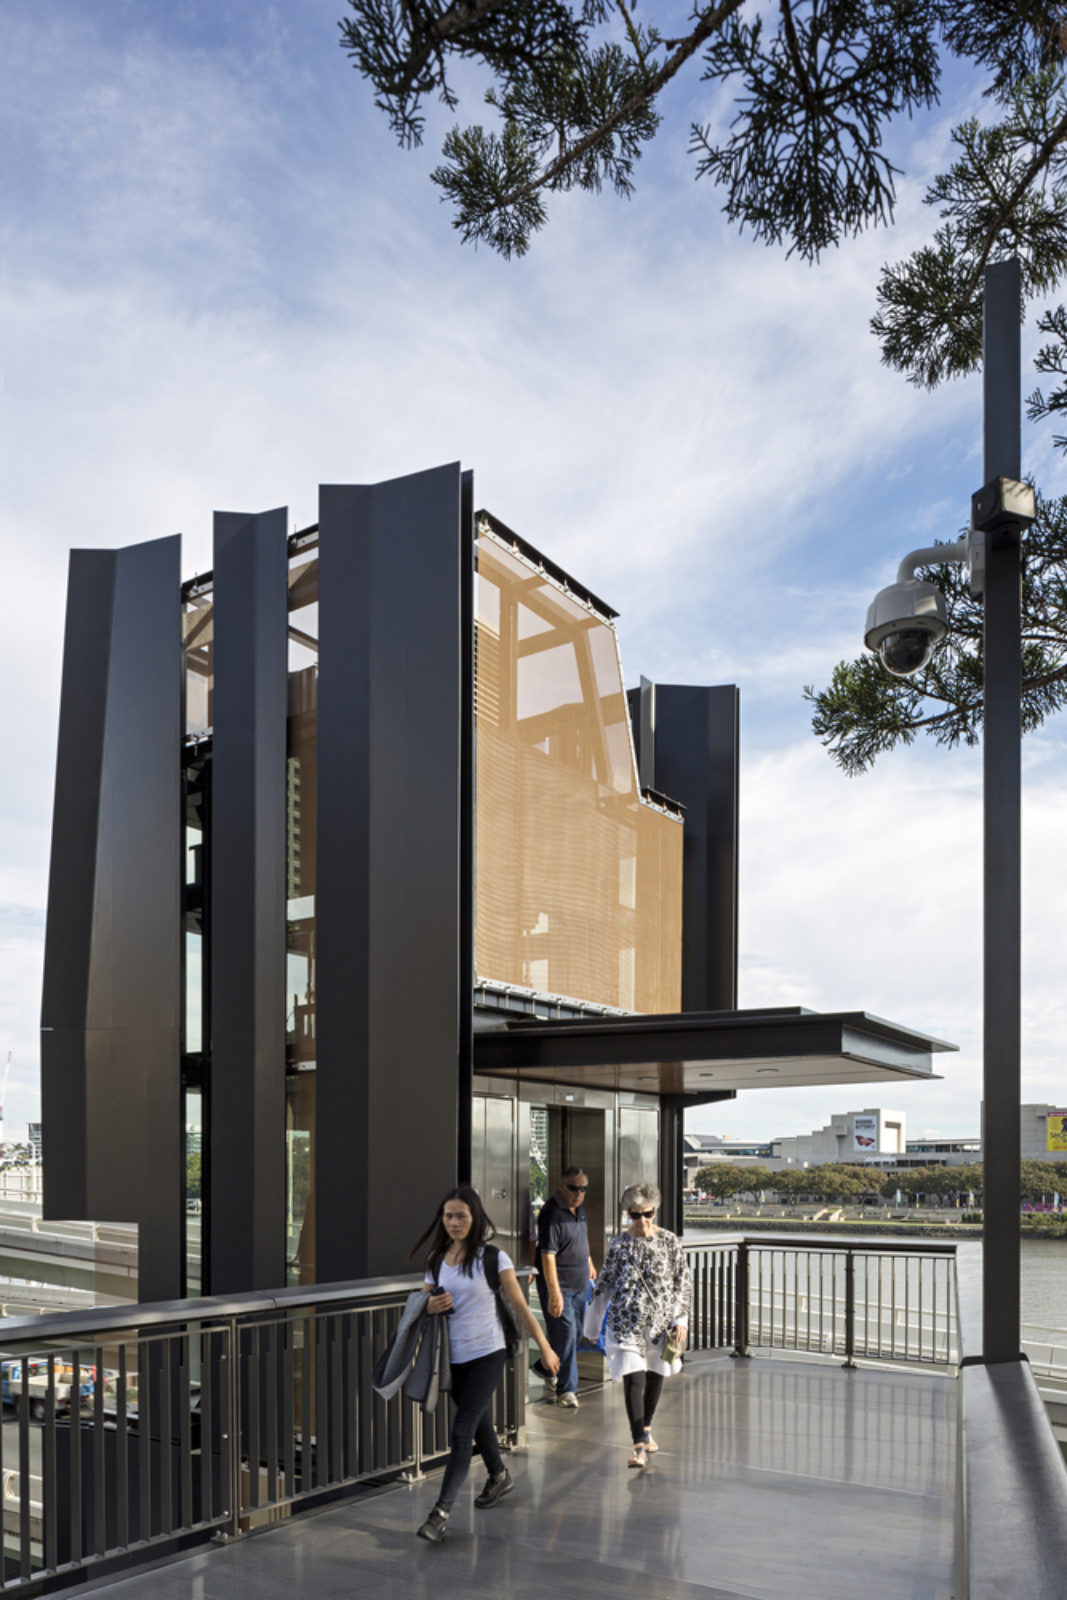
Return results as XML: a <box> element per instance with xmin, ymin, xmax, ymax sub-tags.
<box><xmin>629</xmin><ymin>1209</ymin><xmax>655</xmax><ymax>1218</ymax></box>
<box><xmin>565</xmin><ymin>1182</ymin><xmax>589</xmax><ymax>1192</ymax></box>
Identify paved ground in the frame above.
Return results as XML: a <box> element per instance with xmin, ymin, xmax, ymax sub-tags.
<box><xmin>74</xmin><ymin>1353</ymin><xmax>957</xmax><ymax>1600</ymax></box>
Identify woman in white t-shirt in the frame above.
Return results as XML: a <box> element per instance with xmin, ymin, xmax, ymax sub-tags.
<box><xmin>411</xmin><ymin>1184</ymin><xmax>559</xmax><ymax>1543</ymax></box>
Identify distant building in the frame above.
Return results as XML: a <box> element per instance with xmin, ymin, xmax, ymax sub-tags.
<box><xmin>683</xmin><ymin>1133</ymin><xmax>774</xmax><ymax>1182</ymax></box>
<box><xmin>27</xmin><ymin>1123</ymin><xmax>42</xmax><ymax>1162</ymax></box>
<box><xmin>896</xmin><ymin>1137</ymin><xmax>981</xmax><ymax>1170</ymax></box>
<box><xmin>771</xmin><ymin>1108</ymin><xmax>904</xmax><ymax>1169</ymax></box>
<box><xmin>684</xmin><ymin>1113</ymin><xmax>906</xmax><ymax>1183</ymax></box>
<box><xmin>1016</xmin><ymin>1104</ymin><xmax>1067</xmax><ymax>1165</ymax></box>
<box><xmin>684</xmin><ymin>1103</ymin><xmax>1067</xmax><ymax>1186</ymax></box>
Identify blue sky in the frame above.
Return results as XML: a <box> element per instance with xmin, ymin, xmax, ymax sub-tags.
<box><xmin>2</xmin><ymin>2</ymin><xmax>1066</xmax><ymax>1150</ymax></box>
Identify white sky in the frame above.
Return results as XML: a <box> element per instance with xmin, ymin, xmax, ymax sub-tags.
<box><xmin>2</xmin><ymin>3</ymin><xmax>1065</xmax><ymax>1147</ymax></box>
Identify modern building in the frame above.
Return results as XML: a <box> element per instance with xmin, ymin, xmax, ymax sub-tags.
<box><xmin>1018</xmin><ymin>1103</ymin><xmax>1067</xmax><ymax>1163</ymax></box>
<box><xmin>685</xmin><ymin>1101</ymin><xmax>1067</xmax><ymax>1182</ymax></box>
<box><xmin>898</xmin><ymin>1137</ymin><xmax>983</xmax><ymax>1169</ymax></box>
<box><xmin>40</xmin><ymin>465</ymin><xmax>954</xmax><ymax>1302</ymax></box>
<box><xmin>682</xmin><ymin>1133</ymin><xmax>775</xmax><ymax>1177</ymax></box>
<box><xmin>683</xmin><ymin>1109</ymin><xmax>903</xmax><ymax>1180</ymax></box>
<box><xmin>772</xmin><ymin>1107</ymin><xmax>906</xmax><ymax>1168</ymax></box>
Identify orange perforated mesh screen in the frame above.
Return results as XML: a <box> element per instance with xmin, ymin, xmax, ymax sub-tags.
<box><xmin>475</xmin><ymin>530</ymin><xmax>682</xmax><ymax>1013</ymax></box>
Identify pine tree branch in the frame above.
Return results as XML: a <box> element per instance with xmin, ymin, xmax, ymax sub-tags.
<box><xmin>485</xmin><ymin>0</ymin><xmax>746</xmax><ymax>214</ymax></box>
<box><xmin>953</xmin><ymin>98</ymin><xmax>1067</xmax><ymax>320</ymax></box>
<box><xmin>614</xmin><ymin>0</ymin><xmax>652</xmax><ymax>79</ymax></box>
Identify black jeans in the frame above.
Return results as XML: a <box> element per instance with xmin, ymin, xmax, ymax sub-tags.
<box><xmin>438</xmin><ymin>1348</ymin><xmax>507</xmax><ymax>1506</ymax></box>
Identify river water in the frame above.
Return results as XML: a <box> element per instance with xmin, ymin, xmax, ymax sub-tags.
<box><xmin>1020</xmin><ymin>1237</ymin><xmax>1067</xmax><ymax>1330</ymax></box>
<box><xmin>685</xmin><ymin>1229</ymin><xmax>1067</xmax><ymax>1333</ymax></box>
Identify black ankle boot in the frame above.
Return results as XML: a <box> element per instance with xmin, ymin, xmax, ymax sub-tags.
<box><xmin>417</xmin><ymin>1503</ymin><xmax>450</xmax><ymax>1542</ymax></box>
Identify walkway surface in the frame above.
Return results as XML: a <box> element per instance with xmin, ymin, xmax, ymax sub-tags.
<box><xmin>74</xmin><ymin>1353</ymin><xmax>957</xmax><ymax>1600</ymax></box>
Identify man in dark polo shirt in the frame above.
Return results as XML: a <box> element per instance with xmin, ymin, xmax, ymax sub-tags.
<box><xmin>535</xmin><ymin>1166</ymin><xmax>597</xmax><ymax>1408</ymax></box>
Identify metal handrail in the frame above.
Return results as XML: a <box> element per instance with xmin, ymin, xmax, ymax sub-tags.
<box><xmin>0</xmin><ymin>1271</ymin><xmax>529</xmax><ymax>1595</ymax></box>
<box><xmin>683</xmin><ymin>1233</ymin><xmax>961</xmax><ymax>1367</ymax></box>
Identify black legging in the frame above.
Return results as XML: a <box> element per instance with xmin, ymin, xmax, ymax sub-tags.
<box><xmin>438</xmin><ymin>1348</ymin><xmax>507</xmax><ymax>1507</ymax></box>
<box><xmin>623</xmin><ymin>1369</ymin><xmax>664</xmax><ymax>1444</ymax></box>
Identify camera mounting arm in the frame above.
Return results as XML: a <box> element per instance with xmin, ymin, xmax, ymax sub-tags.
<box><xmin>894</xmin><ymin>537</ymin><xmax>970</xmax><ymax>586</ymax></box>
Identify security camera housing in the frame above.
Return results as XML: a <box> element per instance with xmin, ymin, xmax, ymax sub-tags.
<box><xmin>864</xmin><ymin>578</ymin><xmax>947</xmax><ymax>678</ymax></box>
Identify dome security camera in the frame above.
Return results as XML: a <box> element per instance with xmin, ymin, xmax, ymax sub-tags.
<box><xmin>864</xmin><ymin>578</ymin><xmax>948</xmax><ymax>678</ymax></box>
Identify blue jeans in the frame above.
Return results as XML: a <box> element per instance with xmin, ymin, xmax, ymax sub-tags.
<box><xmin>537</xmin><ymin>1283</ymin><xmax>586</xmax><ymax>1396</ymax></box>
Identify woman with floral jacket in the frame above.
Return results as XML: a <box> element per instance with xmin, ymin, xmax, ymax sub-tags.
<box><xmin>590</xmin><ymin>1181</ymin><xmax>690</xmax><ymax>1467</ymax></box>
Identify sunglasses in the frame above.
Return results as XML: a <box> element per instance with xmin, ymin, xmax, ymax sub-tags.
<box><xmin>629</xmin><ymin>1209</ymin><xmax>655</xmax><ymax>1219</ymax></box>
<box><xmin>565</xmin><ymin>1182</ymin><xmax>589</xmax><ymax>1192</ymax></box>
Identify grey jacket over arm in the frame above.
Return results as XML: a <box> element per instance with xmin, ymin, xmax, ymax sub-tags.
<box><xmin>372</xmin><ymin>1289</ymin><xmax>452</xmax><ymax>1413</ymax></box>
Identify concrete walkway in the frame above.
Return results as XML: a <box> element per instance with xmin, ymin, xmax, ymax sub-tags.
<box><xmin>73</xmin><ymin>1354</ymin><xmax>957</xmax><ymax>1600</ymax></box>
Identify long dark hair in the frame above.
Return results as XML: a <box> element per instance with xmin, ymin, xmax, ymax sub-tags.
<box><xmin>409</xmin><ymin>1185</ymin><xmax>497</xmax><ymax>1279</ymax></box>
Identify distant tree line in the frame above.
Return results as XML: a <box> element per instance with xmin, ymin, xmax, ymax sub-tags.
<box><xmin>691</xmin><ymin>1160</ymin><xmax>1067</xmax><ymax>1206</ymax></box>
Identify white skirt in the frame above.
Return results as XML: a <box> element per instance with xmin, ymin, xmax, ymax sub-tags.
<box><xmin>604</xmin><ymin>1321</ymin><xmax>683</xmax><ymax>1383</ymax></box>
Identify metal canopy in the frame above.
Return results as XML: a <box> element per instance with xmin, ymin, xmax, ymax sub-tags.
<box><xmin>473</xmin><ymin>1006</ymin><xmax>955</xmax><ymax>1096</ymax></box>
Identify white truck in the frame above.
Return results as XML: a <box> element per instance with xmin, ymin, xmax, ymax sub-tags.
<box><xmin>1</xmin><ymin>1359</ymin><xmax>92</xmax><ymax>1421</ymax></box>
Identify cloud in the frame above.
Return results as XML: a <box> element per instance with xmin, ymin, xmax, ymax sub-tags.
<box><xmin>686</xmin><ymin>728</ymin><xmax>1067</xmax><ymax>1144</ymax></box>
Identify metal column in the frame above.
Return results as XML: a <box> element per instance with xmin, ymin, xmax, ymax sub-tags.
<box><xmin>41</xmin><ymin>537</ymin><xmax>184</xmax><ymax>1303</ymax></box>
<box><xmin>981</xmin><ymin>260</ymin><xmax>1023</xmax><ymax>1363</ymax></box>
<box><xmin>315</xmin><ymin>465</ymin><xmax>466</xmax><ymax>1281</ymax></box>
<box><xmin>208</xmin><ymin>508</ymin><xmax>289</xmax><ymax>1292</ymax></box>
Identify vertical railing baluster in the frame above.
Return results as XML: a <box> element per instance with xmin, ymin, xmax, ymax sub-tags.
<box><xmin>92</xmin><ymin>1342</ymin><xmax>106</xmax><ymax>1556</ymax></box>
<box><xmin>178</xmin><ymin>1333</ymin><xmax>192</xmax><ymax>1531</ymax></box>
<box><xmin>282</xmin><ymin>1316</ymin><xmax>296</xmax><ymax>1499</ymax></box>
<box><xmin>300</xmin><ymin>1315</ymin><xmax>313</xmax><ymax>1496</ymax></box>
<box><xmin>17</xmin><ymin>1361</ymin><xmax>32</xmax><ymax>1581</ymax></box>
<box><xmin>247</xmin><ymin>1326</ymin><xmax>261</xmax><ymax>1512</ymax></box>
<box><xmin>115</xmin><ymin>1344</ymin><xmax>129</xmax><ymax>1549</ymax></box>
<box><xmin>70</xmin><ymin>1351</ymin><xmax>83</xmax><ymax>1564</ymax></box>
<box><xmin>734</xmin><ymin>1241</ymin><xmax>750</xmax><ymax>1357</ymax></box>
<box><xmin>843</xmin><ymin>1251</ymin><xmax>856</xmax><ymax>1368</ymax></box>
<box><xmin>265</xmin><ymin>1322</ymin><xmax>279</xmax><ymax>1505</ymax></box>
<box><xmin>43</xmin><ymin>1353</ymin><xmax>58</xmax><ymax>1572</ymax></box>
<box><xmin>198</xmin><ymin>1332</ymin><xmax>213</xmax><ymax>1527</ymax></box>
<box><xmin>224</xmin><ymin>1318</ymin><xmax>242</xmax><ymax>1539</ymax></box>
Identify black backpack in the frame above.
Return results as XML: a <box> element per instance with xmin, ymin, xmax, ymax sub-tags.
<box><xmin>483</xmin><ymin>1244</ymin><xmax>524</xmax><ymax>1357</ymax></box>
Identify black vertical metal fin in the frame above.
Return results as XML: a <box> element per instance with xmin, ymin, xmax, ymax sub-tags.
<box><xmin>41</xmin><ymin>537</ymin><xmax>183</xmax><ymax>1303</ymax></box>
<box><xmin>316</xmin><ymin>465</ymin><xmax>465</xmax><ymax>1282</ymax></box>
<box><xmin>209</xmin><ymin>508</ymin><xmax>289</xmax><ymax>1293</ymax></box>
<box><xmin>651</xmin><ymin>684</ymin><xmax>740</xmax><ymax>1012</ymax></box>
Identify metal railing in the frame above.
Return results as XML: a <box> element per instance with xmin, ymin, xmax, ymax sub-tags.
<box><xmin>0</xmin><ymin>1274</ymin><xmax>527</xmax><ymax>1595</ymax></box>
<box><xmin>1</xmin><ymin>1234</ymin><xmax>1064</xmax><ymax>1600</ymax></box>
<box><xmin>684</xmin><ymin>1234</ymin><xmax>958</xmax><ymax>1366</ymax></box>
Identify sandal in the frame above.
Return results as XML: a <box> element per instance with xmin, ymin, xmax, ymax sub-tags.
<box><xmin>643</xmin><ymin>1433</ymin><xmax>659</xmax><ymax>1453</ymax></box>
<box><xmin>627</xmin><ymin>1443</ymin><xmax>647</xmax><ymax>1468</ymax></box>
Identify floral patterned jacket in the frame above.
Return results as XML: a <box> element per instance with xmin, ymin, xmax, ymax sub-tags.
<box><xmin>596</xmin><ymin>1229</ymin><xmax>690</xmax><ymax>1343</ymax></box>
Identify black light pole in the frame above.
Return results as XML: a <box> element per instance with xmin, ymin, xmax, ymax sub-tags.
<box><xmin>979</xmin><ymin>259</ymin><xmax>1023</xmax><ymax>1363</ymax></box>
<box><xmin>864</xmin><ymin>263</ymin><xmax>1029</xmax><ymax>1360</ymax></box>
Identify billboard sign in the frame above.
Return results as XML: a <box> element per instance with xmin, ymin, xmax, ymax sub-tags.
<box><xmin>853</xmin><ymin>1114</ymin><xmax>878</xmax><ymax>1152</ymax></box>
<box><xmin>1047</xmin><ymin>1111</ymin><xmax>1067</xmax><ymax>1153</ymax></box>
